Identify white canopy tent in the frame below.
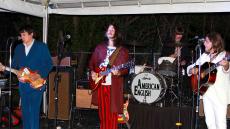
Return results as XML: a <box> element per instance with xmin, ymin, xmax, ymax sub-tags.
<box><xmin>1</xmin><ymin>0</ymin><xmax>230</xmax><ymax>43</ymax></box>
<box><xmin>1</xmin><ymin>0</ymin><xmax>230</xmax><ymax>114</ymax></box>
<box><xmin>2</xmin><ymin>0</ymin><xmax>230</xmax><ymax>16</ymax></box>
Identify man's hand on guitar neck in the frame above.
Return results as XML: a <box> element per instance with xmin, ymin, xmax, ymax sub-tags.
<box><xmin>111</xmin><ymin>69</ymin><xmax>120</xmax><ymax>76</ymax></box>
<box><xmin>111</xmin><ymin>65</ymin><xmax>120</xmax><ymax>76</ymax></box>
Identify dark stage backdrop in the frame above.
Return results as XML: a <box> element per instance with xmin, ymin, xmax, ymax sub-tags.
<box><xmin>128</xmin><ymin>103</ymin><xmax>193</xmax><ymax>129</ymax></box>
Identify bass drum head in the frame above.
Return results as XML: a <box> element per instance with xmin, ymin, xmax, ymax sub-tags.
<box><xmin>131</xmin><ymin>72</ymin><xmax>167</xmax><ymax>104</ymax></box>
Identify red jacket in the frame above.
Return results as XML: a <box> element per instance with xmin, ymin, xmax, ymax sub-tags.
<box><xmin>89</xmin><ymin>42</ymin><xmax>129</xmax><ymax>113</ymax></box>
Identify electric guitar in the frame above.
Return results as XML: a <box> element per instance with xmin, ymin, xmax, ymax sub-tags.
<box><xmin>191</xmin><ymin>56</ymin><xmax>230</xmax><ymax>95</ymax></box>
<box><xmin>89</xmin><ymin>60</ymin><xmax>134</xmax><ymax>92</ymax></box>
<box><xmin>0</xmin><ymin>63</ymin><xmax>46</xmax><ymax>89</ymax></box>
<box><xmin>118</xmin><ymin>94</ymin><xmax>131</xmax><ymax>129</ymax></box>
<box><xmin>118</xmin><ymin>100</ymin><xmax>129</xmax><ymax>123</ymax></box>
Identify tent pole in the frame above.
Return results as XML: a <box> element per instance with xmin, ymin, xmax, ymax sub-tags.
<box><xmin>42</xmin><ymin>7</ymin><xmax>49</xmax><ymax>116</ymax></box>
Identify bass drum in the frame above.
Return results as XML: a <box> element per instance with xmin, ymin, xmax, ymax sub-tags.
<box><xmin>131</xmin><ymin>72</ymin><xmax>167</xmax><ymax>104</ymax></box>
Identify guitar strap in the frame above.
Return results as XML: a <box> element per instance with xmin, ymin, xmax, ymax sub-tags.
<box><xmin>88</xmin><ymin>46</ymin><xmax>121</xmax><ymax>95</ymax></box>
<box><xmin>210</xmin><ymin>53</ymin><xmax>219</xmax><ymax>62</ymax></box>
<box><xmin>108</xmin><ymin>46</ymin><xmax>122</xmax><ymax>67</ymax></box>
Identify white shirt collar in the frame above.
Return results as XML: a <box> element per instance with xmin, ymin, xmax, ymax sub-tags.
<box><xmin>23</xmin><ymin>39</ymin><xmax>34</xmax><ymax>56</ymax></box>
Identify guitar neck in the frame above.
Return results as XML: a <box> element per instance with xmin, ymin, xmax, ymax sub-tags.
<box><xmin>100</xmin><ymin>61</ymin><xmax>133</xmax><ymax>76</ymax></box>
<box><xmin>101</xmin><ymin>64</ymin><xmax>125</xmax><ymax>76</ymax></box>
<box><xmin>5</xmin><ymin>66</ymin><xmax>18</xmax><ymax>75</ymax></box>
<box><xmin>203</xmin><ymin>56</ymin><xmax>230</xmax><ymax>75</ymax></box>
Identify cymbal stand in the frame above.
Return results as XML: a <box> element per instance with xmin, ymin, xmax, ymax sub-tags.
<box><xmin>176</xmin><ymin>47</ymin><xmax>182</xmax><ymax>129</ymax></box>
<box><xmin>168</xmin><ymin>77</ymin><xmax>178</xmax><ymax>105</ymax></box>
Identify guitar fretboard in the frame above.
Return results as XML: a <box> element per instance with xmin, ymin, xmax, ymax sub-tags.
<box><xmin>203</xmin><ymin>56</ymin><xmax>230</xmax><ymax>75</ymax></box>
<box><xmin>100</xmin><ymin>61</ymin><xmax>134</xmax><ymax>76</ymax></box>
<box><xmin>5</xmin><ymin>67</ymin><xmax>18</xmax><ymax>75</ymax></box>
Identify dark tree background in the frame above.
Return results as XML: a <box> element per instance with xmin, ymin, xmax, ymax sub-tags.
<box><xmin>1</xmin><ymin>12</ymin><xmax>230</xmax><ymax>79</ymax></box>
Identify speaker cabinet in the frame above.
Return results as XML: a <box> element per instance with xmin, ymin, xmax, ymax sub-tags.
<box><xmin>48</xmin><ymin>67</ymin><xmax>74</xmax><ymax>120</ymax></box>
<box><xmin>76</xmin><ymin>88</ymin><xmax>98</xmax><ymax>109</ymax></box>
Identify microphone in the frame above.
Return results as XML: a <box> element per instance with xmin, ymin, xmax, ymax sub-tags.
<box><xmin>63</xmin><ymin>34</ymin><xmax>71</xmax><ymax>41</ymax></box>
<box><xmin>59</xmin><ymin>34</ymin><xmax>71</xmax><ymax>48</ymax></box>
<box><xmin>189</xmin><ymin>36</ymin><xmax>199</xmax><ymax>41</ymax></box>
<box><xmin>195</xmin><ymin>38</ymin><xmax>205</xmax><ymax>51</ymax></box>
<box><xmin>198</xmin><ymin>38</ymin><xmax>205</xmax><ymax>42</ymax></box>
<box><xmin>189</xmin><ymin>36</ymin><xmax>205</xmax><ymax>41</ymax></box>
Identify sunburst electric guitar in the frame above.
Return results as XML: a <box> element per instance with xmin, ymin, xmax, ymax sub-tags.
<box><xmin>89</xmin><ymin>60</ymin><xmax>134</xmax><ymax>92</ymax></box>
<box><xmin>0</xmin><ymin>63</ymin><xmax>46</xmax><ymax>89</ymax></box>
<box><xmin>117</xmin><ymin>94</ymin><xmax>132</xmax><ymax>129</ymax></box>
<box><xmin>191</xmin><ymin>56</ymin><xmax>230</xmax><ymax>95</ymax></box>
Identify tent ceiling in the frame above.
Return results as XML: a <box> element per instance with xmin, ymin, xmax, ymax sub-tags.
<box><xmin>0</xmin><ymin>0</ymin><xmax>46</xmax><ymax>17</ymax></box>
<box><xmin>48</xmin><ymin>0</ymin><xmax>230</xmax><ymax>9</ymax></box>
<box><xmin>0</xmin><ymin>8</ymin><xmax>9</xmax><ymax>12</ymax></box>
<box><xmin>1</xmin><ymin>0</ymin><xmax>230</xmax><ymax>17</ymax></box>
<box><xmin>48</xmin><ymin>0</ymin><xmax>230</xmax><ymax>15</ymax></box>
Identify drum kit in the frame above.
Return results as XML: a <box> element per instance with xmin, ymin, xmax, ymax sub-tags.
<box><xmin>126</xmin><ymin>42</ymin><xmax>184</xmax><ymax>107</ymax></box>
<box><xmin>129</xmin><ymin>59</ymin><xmax>180</xmax><ymax>107</ymax></box>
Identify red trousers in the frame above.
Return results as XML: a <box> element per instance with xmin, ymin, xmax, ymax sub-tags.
<box><xmin>98</xmin><ymin>85</ymin><xmax>118</xmax><ymax>129</ymax></box>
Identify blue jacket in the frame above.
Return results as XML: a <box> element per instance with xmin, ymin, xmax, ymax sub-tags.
<box><xmin>11</xmin><ymin>40</ymin><xmax>53</xmax><ymax>93</ymax></box>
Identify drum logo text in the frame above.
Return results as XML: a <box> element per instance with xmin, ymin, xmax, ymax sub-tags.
<box><xmin>134</xmin><ymin>79</ymin><xmax>160</xmax><ymax>96</ymax></box>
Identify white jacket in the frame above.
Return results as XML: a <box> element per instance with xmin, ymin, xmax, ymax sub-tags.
<box><xmin>187</xmin><ymin>51</ymin><xmax>230</xmax><ymax>105</ymax></box>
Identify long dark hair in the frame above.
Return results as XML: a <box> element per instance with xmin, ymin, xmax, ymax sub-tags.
<box><xmin>104</xmin><ymin>24</ymin><xmax>123</xmax><ymax>47</ymax></box>
<box><xmin>206</xmin><ymin>32</ymin><xmax>225</xmax><ymax>54</ymax></box>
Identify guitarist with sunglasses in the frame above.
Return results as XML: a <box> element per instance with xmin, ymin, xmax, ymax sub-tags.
<box><xmin>187</xmin><ymin>32</ymin><xmax>230</xmax><ymax>129</ymax></box>
<box><xmin>89</xmin><ymin>24</ymin><xmax>129</xmax><ymax>129</ymax></box>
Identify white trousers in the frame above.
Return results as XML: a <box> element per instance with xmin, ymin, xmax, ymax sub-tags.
<box><xmin>203</xmin><ymin>95</ymin><xmax>227</xmax><ymax>129</ymax></box>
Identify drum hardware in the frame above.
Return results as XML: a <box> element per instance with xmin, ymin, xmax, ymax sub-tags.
<box><xmin>152</xmin><ymin>53</ymin><xmax>161</xmax><ymax>71</ymax></box>
<box><xmin>157</xmin><ymin>57</ymin><xmax>177</xmax><ymax>77</ymax></box>
<box><xmin>156</xmin><ymin>46</ymin><xmax>187</xmax><ymax>107</ymax></box>
<box><xmin>130</xmin><ymin>64</ymin><xmax>153</xmax><ymax>75</ymax></box>
<box><xmin>0</xmin><ymin>78</ymin><xmax>10</xmax><ymax>127</ymax></box>
<box><xmin>167</xmin><ymin>77</ymin><xmax>179</xmax><ymax>105</ymax></box>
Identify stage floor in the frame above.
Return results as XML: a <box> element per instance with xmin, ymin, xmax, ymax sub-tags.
<box><xmin>2</xmin><ymin>106</ymin><xmax>230</xmax><ymax>129</ymax></box>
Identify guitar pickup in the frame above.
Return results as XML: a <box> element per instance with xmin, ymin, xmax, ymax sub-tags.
<box><xmin>23</xmin><ymin>68</ymin><xmax>30</xmax><ymax>75</ymax></box>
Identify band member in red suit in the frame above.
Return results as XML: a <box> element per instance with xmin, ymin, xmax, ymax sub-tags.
<box><xmin>89</xmin><ymin>24</ymin><xmax>129</xmax><ymax>129</ymax></box>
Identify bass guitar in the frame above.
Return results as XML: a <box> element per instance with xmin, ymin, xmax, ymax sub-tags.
<box><xmin>89</xmin><ymin>60</ymin><xmax>134</xmax><ymax>92</ymax></box>
<box><xmin>0</xmin><ymin>63</ymin><xmax>46</xmax><ymax>89</ymax></box>
<box><xmin>191</xmin><ymin>56</ymin><xmax>230</xmax><ymax>95</ymax></box>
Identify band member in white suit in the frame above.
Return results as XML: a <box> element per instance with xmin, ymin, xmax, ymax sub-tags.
<box><xmin>187</xmin><ymin>32</ymin><xmax>230</xmax><ymax>129</ymax></box>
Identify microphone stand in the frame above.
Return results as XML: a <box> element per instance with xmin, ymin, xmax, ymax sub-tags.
<box><xmin>176</xmin><ymin>47</ymin><xmax>182</xmax><ymax>129</ymax></box>
<box><xmin>54</xmin><ymin>39</ymin><xmax>65</xmax><ymax>129</ymax></box>
<box><xmin>194</xmin><ymin>41</ymin><xmax>202</xmax><ymax>129</ymax></box>
<box><xmin>7</xmin><ymin>38</ymin><xmax>14</xmax><ymax>129</ymax></box>
<box><xmin>190</xmin><ymin>50</ymin><xmax>195</xmax><ymax>129</ymax></box>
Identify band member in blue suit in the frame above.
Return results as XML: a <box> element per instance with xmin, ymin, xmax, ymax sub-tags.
<box><xmin>0</xmin><ymin>25</ymin><xmax>53</xmax><ymax>129</ymax></box>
